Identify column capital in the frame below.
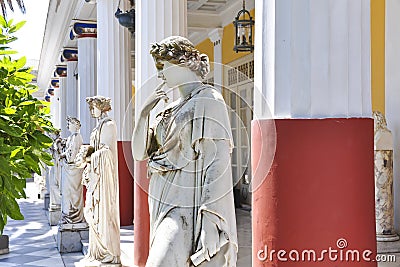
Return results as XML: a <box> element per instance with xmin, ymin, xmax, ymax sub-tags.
<box><xmin>61</xmin><ymin>48</ymin><xmax>78</xmax><ymax>62</ymax></box>
<box><xmin>51</xmin><ymin>78</ymin><xmax>60</xmax><ymax>88</ymax></box>
<box><xmin>70</xmin><ymin>21</ymin><xmax>97</xmax><ymax>40</ymax></box>
<box><xmin>208</xmin><ymin>28</ymin><xmax>223</xmax><ymax>46</ymax></box>
<box><xmin>54</xmin><ymin>65</ymin><xmax>67</xmax><ymax>77</ymax></box>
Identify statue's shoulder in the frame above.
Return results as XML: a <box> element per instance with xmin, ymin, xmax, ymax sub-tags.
<box><xmin>197</xmin><ymin>85</ymin><xmax>224</xmax><ymax>102</ymax></box>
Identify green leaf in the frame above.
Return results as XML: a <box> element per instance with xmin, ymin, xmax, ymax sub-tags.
<box><xmin>9</xmin><ymin>21</ymin><xmax>26</xmax><ymax>34</ymax></box>
<box><xmin>0</xmin><ymin>156</ymin><xmax>10</xmax><ymax>176</ymax></box>
<box><xmin>0</xmin><ymin>16</ymin><xmax>7</xmax><ymax>28</ymax></box>
<box><xmin>4</xmin><ymin>196</ymin><xmax>24</xmax><ymax>220</ymax></box>
<box><xmin>18</xmin><ymin>100</ymin><xmax>34</xmax><ymax>106</ymax></box>
<box><xmin>0</xmin><ymin>212</ymin><xmax>5</xmax><ymax>235</ymax></box>
<box><xmin>4</xmin><ymin>107</ymin><xmax>16</xmax><ymax>114</ymax></box>
<box><xmin>33</xmin><ymin>131</ymin><xmax>53</xmax><ymax>144</ymax></box>
<box><xmin>0</xmin><ymin>120</ymin><xmax>23</xmax><ymax>137</ymax></box>
<box><xmin>10</xmin><ymin>147</ymin><xmax>23</xmax><ymax>158</ymax></box>
<box><xmin>14</xmin><ymin>56</ymin><xmax>26</xmax><ymax>69</ymax></box>
<box><xmin>23</xmin><ymin>154</ymin><xmax>40</xmax><ymax>174</ymax></box>
<box><xmin>0</xmin><ymin>50</ymin><xmax>17</xmax><ymax>55</ymax></box>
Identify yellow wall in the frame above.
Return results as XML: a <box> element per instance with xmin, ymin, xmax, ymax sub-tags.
<box><xmin>195</xmin><ymin>9</ymin><xmax>255</xmax><ymax>66</ymax></box>
<box><xmin>222</xmin><ymin>9</ymin><xmax>255</xmax><ymax>65</ymax></box>
<box><xmin>195</xmin><ymin>39</ymin><xmax>214</xmax><ymax>63</ymax></box>
<box><xmin>371</xmin><ymin>0</ymin><xmax>385</xmax><ymax>114</ymax></box>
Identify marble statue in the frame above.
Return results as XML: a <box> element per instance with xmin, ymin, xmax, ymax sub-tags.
<box><xmin>132</xmin><ymin>36</ymin><xmax>238</xmax><ymax>266</ymax></box>
<box><xmin>77</xmin><ymin>96</ymin><xmax>121</xmax><ymax>264</ymax></box>
<box><xmin>373</xmin><ymin>111</ymin><xmax>399</xmax><ymax>241</ymax></box>
<box><xmin>59</xmin><ymin>117</ymin><xmax>85</xmax><ymax>224</ymax></box>
<box><xmin>49</xmin><ymin>130</ymin><xmax>64</xmax><ymax>211</ymax></box>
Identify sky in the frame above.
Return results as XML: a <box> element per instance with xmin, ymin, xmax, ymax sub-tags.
<box><xmin>7</xmin><ymin>0</ymin><xmax>50</xmax><ymax>69</ymax></box>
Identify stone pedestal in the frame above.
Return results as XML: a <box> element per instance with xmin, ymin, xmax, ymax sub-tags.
<box><xmin>76</xmin><ymin>258</ymin><xmax>122</xmax><ymax>267</ymax></box>
<box><xmin>44</xmin><ymin>193</ymin><xmax>50</xmax><ymax>210</ymax></box>
<box><xmin>0</xmin><ymin>235</ymin><xmax>9</xmax><ymax>255</ymax></box>
<box><xmin>377</xmin><ymin>239</ymin><xmax>400</xmax><ymax>253</ymax></box>
<box><xmin>374</xmin><ymin>111</ymin><xmax>399</xmax><ymax>242</ymax></box>
<box><xmin>57</xmin><ymin>222</ymin><xmax>89</xmax><ymax>253</ymax></box>
<box><xmin>48</xmin><ymin>207</ymin><xmax>61</xmax><ymax>226</ymax></box>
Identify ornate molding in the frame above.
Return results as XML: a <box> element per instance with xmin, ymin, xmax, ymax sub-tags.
<box><xmin>208</xmin><ymin>28</ymin><xmax>223</xmax><ymax>45</ymax></box>
<box><xmin>70</xmin><ymin>21</ymin><xmax>97</xmax><ymax>40</ymax></box>
<box><xmin>54</xmin><ymin>65</ymin><xmax>67</xmax><ymax>77</ymax></box>
<box><xmin>61</xmin><ymin>48</ymin><xmax>78</xmax><ymax>62</ymax></box>
<box><xmin>51</xmin><ymin>78</ymin><xmax>60</xmax><ymax>88</ymax></box>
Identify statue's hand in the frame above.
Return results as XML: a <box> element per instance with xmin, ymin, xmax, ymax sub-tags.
<box><xmin>141</xmin><ymin>87</ymin><xmax>168</xmax><ymax>115</ymax></box>
<box><xmin>200</xmin><ymin>215</ymin><xmax>220</xmax><ymax>261</ymax></box>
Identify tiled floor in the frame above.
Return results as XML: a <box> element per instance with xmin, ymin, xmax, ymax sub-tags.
<box><xmin>0</xmin><ymin>183</ymin><xmax>64</xmax><ymax>267</ymax></box>
<box><xmin>0</xmin><ymin>181</ymin><xmax>253</xmax><ymax>267</ymax></box>
<box><xmin>5</xmin><ymin>180</ymin><xmax>396</xmax><ymax>267</ymax></box>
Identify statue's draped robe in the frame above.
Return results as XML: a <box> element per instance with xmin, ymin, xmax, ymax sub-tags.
<box><xmin>83</xmin><ymin>117</ymin><xmax>121</xmax><ymax>263</ymax></box>
<box><xmin>62</xmin><ymin>132</ymin><xmax>84</xmax><ymax>223</ymax></box>
<box><xmin>145</xmin><ymin>85</ymin><xmax>238</xmax><ymax>267</ymax></box>
<box><xmin>49</xmin><ymin>139</ymin><xmax>62</xmax><ymax>209</ymax></box>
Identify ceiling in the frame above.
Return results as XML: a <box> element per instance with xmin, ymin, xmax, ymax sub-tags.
<box><xmin>37</xmin><ymin>0</ymin><xmax>254</xmax><ymax>95</ymax></box>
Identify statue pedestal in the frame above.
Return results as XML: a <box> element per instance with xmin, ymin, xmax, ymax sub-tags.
<box><xmin>0</xmin><ymin>235</ymin><xmax>9</xmax><ymax>255</ymax></box>
<box><xmin>377</xmin><ymin>239</ymin><xmax>400</xmax><ymax>253</ymax></box>
<box><xmin>377</xmin><ymin>234</ymin><xmax>400</xmax><ymax>242</ymax></box>
<box><xmin>57</xmin><ymin>222</ymin><xmax>89</xmax><ymax>253</ymax></box>
<box><xmin>48</xmin><ymin>207</ymin><xmax>61</xmax><ymax>226</ymax></box>
<box><xmin>44</xmin><ymin>193</ymin><xmax>50</xmax><ymax>210</ymax></box>
<box><xmin>75</xmin><ymin>258</ymin><xmax>122</xmax><ymax>267</ymax></box>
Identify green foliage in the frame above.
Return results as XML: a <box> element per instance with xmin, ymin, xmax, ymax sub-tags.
<box><xmin>0</xmin><ymin>16</ymin><xmax>54</xmax><ymax>234</ymax></box>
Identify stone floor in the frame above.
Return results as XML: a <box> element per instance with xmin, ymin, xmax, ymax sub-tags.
<box><xmin>0</xmin><ymin>180</ymin><xmax>252</xmax><ymax>267</ymax></box>
<box><xmin>2</xmin><ymin>180</ymin><xmax>398</xmax><ymax>266</ymax></box>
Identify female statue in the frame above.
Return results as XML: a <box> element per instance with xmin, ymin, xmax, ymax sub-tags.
<box><xmin>78</xmin><ymin>96</ymin><xmax>121</xmax><ymax>264</ymax></box>
<box><xmin>49</xmin><ymin>129</ymin><xmax>64</xmax><ymax>211</ymax></box>
<box><xmin>132</xmin><ymin>36</ymin><xmax>238</xmax><ymax>266</ymax></box>
<box><xmin>59</xmin><ymin>117</ymin><xmax>85</xmax><ymax>224</ymax></box>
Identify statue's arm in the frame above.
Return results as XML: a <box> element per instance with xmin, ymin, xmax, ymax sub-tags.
<box><xmin>132</xmin><ymin>88</ymin><xmax>167</xmax><ymax>161</ymax></box>
<box><xmin>132</xmin><ymin>112</ymin><xmax>151</xmax><ymax>161</ymax></box>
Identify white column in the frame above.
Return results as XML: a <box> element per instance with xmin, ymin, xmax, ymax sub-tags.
<box><xmin>77</xmin><ymin>36</ymin><xmax>97</xmax><ymax>144</ymax></box>
<box><xmin>50</xmin><ymin>87</ymin><xmax>61</xmax><ymax>129</ymax></box>
<box><xmin>208</xmin><ymin>28</ymin><xmax>223</xmax><ymax>91</ymax></box>
<box><xmin>97</xmin><ymin>0</ymin><xmax>132</xmax><ymax>141</ymax></box>
<box><xmin>254</xmin><ymin>0</ymin><xmax>371</xmax><ymax>119</ymax></box>
<box><xmin>59</xmin><ymin>77</ymin><xmax>68</xmax><ymax>138</ymax></box>
<box><xmin>134</xmin><ymin>1</ymin><xmax>187</xmax><ymax>265</ymax></box>
<box><xmin>385</xmin><ymin>0</ymin><xmax>400</xmax><ymax>233</ymax></box>
<box><xmin>135</xmin><ymin>0</ymin><xmax>187</xmax><ymax>121</ymax></box>
<box><xmin>66</xmin><ymin>60</ymin><xmax>79</xmax><ymax>119</ymax></box>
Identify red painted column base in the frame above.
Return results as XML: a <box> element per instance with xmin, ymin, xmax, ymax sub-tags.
<box><xmin>252</xmin><ymin>118</ymin><xmax>377</xmax><ymax>267</ymax></box>
<box><xmin>133</xmin><ymin>160</ymin><xmax>150</xmax><ymax>267</ymax></box>
<box><xmin>117</xmin><ymin>141</ymin><xmax>134</xmax><ymax>226</ymax></box>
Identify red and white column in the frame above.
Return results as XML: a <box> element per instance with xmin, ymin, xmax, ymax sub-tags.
<box><xmin>72</xmin><ymin>21</ymin><xmax>98</xmax><ymax>145</ymax></box>
<box><xmin>134</xmin><ymin>0</ymin><xmax>187</xmax><ymax>266</ymax></box>
<box><xmin>62</xmin><ymin>48</ymin><xmax>79</xmax><ymax>121</ymax></box>
<box><xmin>96</xmin><ymin>0</ymin><xmax>134</xmax><ymax>226</ymax></box>
<box><xmin>252</xmin><ymin>1</ymin><xmax>376</xmax><ymax>266</ymax></box>
<box><xmin>54</xmin><ymin>66</ymin><xmax>68</xmax><ymax>138</ymax></box>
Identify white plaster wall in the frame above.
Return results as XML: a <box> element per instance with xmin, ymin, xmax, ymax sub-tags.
<box><xmin>385</xmin><ymin>0</ymin><xmax>400</xmax><ymax>233</ymax></box>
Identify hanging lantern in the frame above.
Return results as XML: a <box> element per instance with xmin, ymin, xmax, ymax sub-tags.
<box><xmin>115</xmin><ymin>0</ymin><xmax>135</xmax><ymax>35</ymax></box>
<box><xmin>233</xmin><ymin>0</ymin><xmax>254</xmax><ymax>53</ymax></box>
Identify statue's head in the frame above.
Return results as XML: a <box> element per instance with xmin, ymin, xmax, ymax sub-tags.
<box><xmin>86</xmin><ymin>96</ymin><xmax>112</xmax><ymax>118</ymax></box>
<box><xmin>150</xmin><ymin>36</ymin><xmax>210</xmax><ymax>80</ymax></box>
<box><xmin>66</xmin><ymin>116</ymin><xmax>81</xmax><ymax>131</ymax></box>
